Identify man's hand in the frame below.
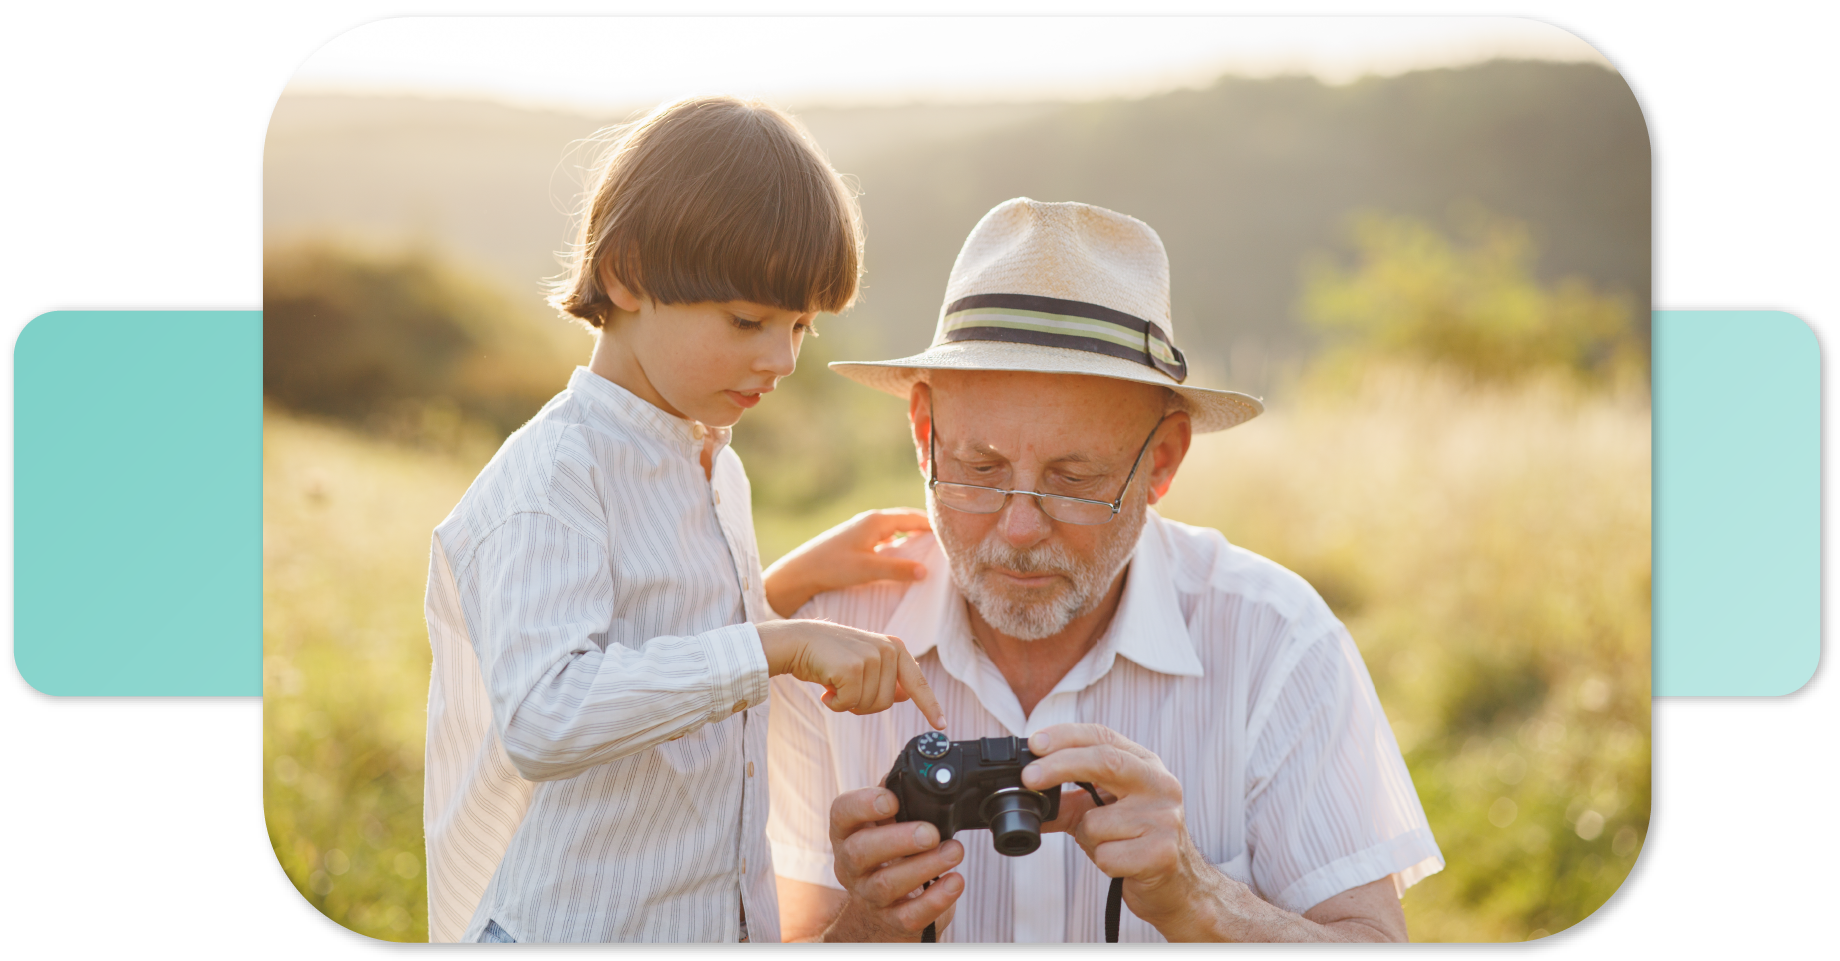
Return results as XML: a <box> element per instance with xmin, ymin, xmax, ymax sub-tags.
<box><xmin>763</xmin><ymin>509</ymin><xmax>932</xmax><ymax>617</ymax></box>
<box><xmin>1021</xmin><ymin>723</ymin><xmax>1215</xmax><ymax>936</ymax></box>
<box><xmin>1021</xmin><ymin>723</ymin><xmax>1407</xmax><ymax>943</ymax></box>
<box><xmin>820</xmin><ymin>787</ymin><xmax>966</xmax><ymax>941</ymax></box>
<box><xmin>758</xmin><ymin>621</ymin><xmax>946</xmax><ymax>730</ymax></box>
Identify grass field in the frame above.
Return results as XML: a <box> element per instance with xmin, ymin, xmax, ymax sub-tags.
<box><xmin>262</xmin><ymin>362</ymin><xmax>1649</xmax><ymax>943</ymax></box>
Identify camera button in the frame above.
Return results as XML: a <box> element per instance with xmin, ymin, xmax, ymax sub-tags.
<box><xmin>933</xmin><ymin>766</ymin><xmax>955</xmax><ymax>786</ymax></box>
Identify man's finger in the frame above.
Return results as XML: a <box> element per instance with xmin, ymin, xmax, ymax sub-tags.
<box><xmin>855</xmin><ymin>839</ymin><xmax>964</xmax><ymax>907</ymax></box>
<box><xmin>1039</xmin><ymin>787</ymin><xmax>1097</xmax><ymax>835</ymax></box>
<box><xmin>837</xmin><ymin>821</ymin><xmax>945</xmax><ymax>881</ymax></box>
<box><xmin>1084</xmin><ymin>836</ymin><xmax>1161</xmax><ymax>882</ymax></box>
<box><xmin>1027</xmin><ymin>722</ymin><xmax>1140</xmax><ymax>757</ymax></box>
<box><xmin>1020</xmin><ymin>743</ymin><xmax>1154</xmax><ymax>795</ymax></box>
<box><xmin>881</xmin><ymin>871</ymin><xmax>963</xmax><ymax>935</ymax></box>
<box><xmin>829</xmin><ymin>788</ymin><xmax>899</xmax><ymax>846</ymax></box>
<box><xmin>890</xmin><ymin>638</ymin><xmax>947</xmax><ymax>730</ymax></box>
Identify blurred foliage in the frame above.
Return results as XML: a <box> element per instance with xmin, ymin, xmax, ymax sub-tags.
<box><xmin>1300</xmin><ymin>208</ymin><xmax>1646</xmax><ymax>387</ymax></box>
<box><xmin>264</xmin><ymin>240</ymin><xmax>584</xmax><ymax>450</ymax></box>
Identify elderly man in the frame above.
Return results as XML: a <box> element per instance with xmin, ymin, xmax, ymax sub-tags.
<box><xmin>767</xmin><ymin>198</ymin><xmax>1442</xmax><ymax>943</ymax></box>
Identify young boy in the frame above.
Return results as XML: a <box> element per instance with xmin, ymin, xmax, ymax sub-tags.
<box><xmin>421</xmin><ymin>96</ymin><xmax>944</xmax><ymax>944</ymax></box>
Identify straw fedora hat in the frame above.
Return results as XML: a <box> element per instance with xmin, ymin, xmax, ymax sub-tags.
<box><xmin>830</xmin><ymin>198</ymin><xmax>1263</xmax><ymax>432</ymax></box>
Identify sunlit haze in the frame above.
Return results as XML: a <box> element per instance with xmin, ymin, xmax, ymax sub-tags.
<box><xmin>288</xmin><ymin>16</ymin><xmax>1611</xmax><ymax>112</ymax></box>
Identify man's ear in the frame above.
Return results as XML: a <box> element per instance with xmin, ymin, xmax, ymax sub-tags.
<box><xmin>1146</xmin><ymin>410</ymin><xmax>1193</xmax><ymax>505</ymax></box>
<box><xmin>907</xmin><ymin>382</ymin><xmax>933</xmax><ymax>475</ymax></box>
<box><xmin>595</xmin><ymin>258</ymin><xmax>644</xmax><ymax>314</ymax></box>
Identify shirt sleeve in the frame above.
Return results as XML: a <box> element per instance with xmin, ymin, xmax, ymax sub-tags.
<box><xmin>766</xmin><ymin>672</ymin><xmax>846</xmax><ymax>890</ymax></box>
<box><xmin>455</xmin><ymin>510</ymin><xmax>771</xmax><ymax>782</ymax></box>
<box><xmin>1242</xmin><ymin>625</ymin><xmax>1444</xmax><ymax>914</ymax></box>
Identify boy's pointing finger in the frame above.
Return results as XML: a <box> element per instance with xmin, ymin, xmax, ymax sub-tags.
<box><xmin>890</xmin><ymin>637</ymin><xmax>946</xmax><ymax>730</ymax></box>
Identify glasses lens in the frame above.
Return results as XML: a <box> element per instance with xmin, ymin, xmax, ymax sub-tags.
<box><xmin>933</xmin><ymin>482</ymin><xmax>1008</xmax><ymax>514</ymax></box>
<box><xmin>1041</xmin><ymin>496</ymin><xmax>1116</xmax><ymax>526</ymax></box>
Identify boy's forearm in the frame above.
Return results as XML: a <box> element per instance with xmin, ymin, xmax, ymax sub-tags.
<box><xmin>495</xmin><ymin>623</ymin><xmax>770</xmax><ymax>780</ymax></box>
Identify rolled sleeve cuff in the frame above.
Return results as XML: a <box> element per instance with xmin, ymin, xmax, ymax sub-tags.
<box><xmin>1269</xmin><ymin>827</ymin><xmax>1445</xmax><ymax>915</ymax></box>
<box><xmin>770</xmin><ymin>840</ymin><xmax>843</xmax><ymax>891</ymax></box>
<box><xmin>699</xmin><ymin>621</ymin><xmax>772</xmax><ymax>719</ymax></box>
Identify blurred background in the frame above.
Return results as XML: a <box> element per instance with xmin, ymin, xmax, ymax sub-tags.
<box><xmin>262</xmin><ymin>17</ymin><xmax>1649</xmax><ymax>943</ymax></box>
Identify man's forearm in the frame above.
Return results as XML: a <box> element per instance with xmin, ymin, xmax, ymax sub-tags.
<box><xmin>1175</xmin><ymin>878</ymin><xmax>1400</xmax><ymax>942</ymax></box>
<box><xmin>1137</xmin><ymin>848</ymin><xmax>1405</xmax><ymax>943</ymax></box>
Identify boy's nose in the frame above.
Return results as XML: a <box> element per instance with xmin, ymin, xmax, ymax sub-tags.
<box><xmin>759</xmin><ymin>334</ymin><xmax>798</xmax><ymax>377</ymax></box>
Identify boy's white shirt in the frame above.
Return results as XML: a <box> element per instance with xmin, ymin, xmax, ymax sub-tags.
<box><xmin>422</xmin><ymin>367</ymin><xmax>782</xmax><ymax>943</ymax></box>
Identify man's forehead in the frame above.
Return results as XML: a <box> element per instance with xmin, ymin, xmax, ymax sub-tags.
<box><xmin>929</xmin><ymin>371</ymin><xmax>1162</xmax><ymax>459</ymax></box>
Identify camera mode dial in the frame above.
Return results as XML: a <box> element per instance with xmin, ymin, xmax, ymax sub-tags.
<box><xmin>916</xmin><ymin>731</ymin><xmax>950</xmax><ymax>758</ymax></box>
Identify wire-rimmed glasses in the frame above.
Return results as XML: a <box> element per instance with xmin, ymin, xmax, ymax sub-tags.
<box><xmin>926</xmin><ymin>414</ymin><xmax>1166</xmax><ymax>526</ymax></box>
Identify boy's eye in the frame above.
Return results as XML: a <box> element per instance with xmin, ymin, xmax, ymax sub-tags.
<box><xmin>730</xmin><ymin>315</ymin><xmax>764</xmax><ymax>331</ymax></box>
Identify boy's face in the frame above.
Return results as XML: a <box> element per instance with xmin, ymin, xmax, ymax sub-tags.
<box><xmin>598</xmin><ymin>285</ymin><xmax>815</xmax><ymax>429</ymax></box>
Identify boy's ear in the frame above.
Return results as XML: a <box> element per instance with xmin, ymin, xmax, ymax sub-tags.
<box><xmin>595</xmin><ymin>259</ymin><xmax>644</xmax><ymax>314</ymax></box>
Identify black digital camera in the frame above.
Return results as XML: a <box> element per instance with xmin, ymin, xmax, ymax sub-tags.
<box><xmin>882</xmin><ymin>732</ymin><xmax>1061</xmax><ymax>856</ymax></box>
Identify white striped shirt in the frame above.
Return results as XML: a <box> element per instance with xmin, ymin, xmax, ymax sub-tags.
<box><xmin>767</xmin><ymin>512</ymin><xmax>1442</xmax><ymax>942</ymax></box>
<box><xmin>423</xmin><ymin>367</ymin><xmax>779</xmax><ymax>943</ymax></box>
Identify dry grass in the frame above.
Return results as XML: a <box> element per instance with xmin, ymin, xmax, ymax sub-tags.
<box><xmin>262</xmin><ymin>408</ymin><xmax>480</xmax><ymax>942</ymax></box>
<box><xmin>262</xmin><ymin>361</ymin><xmax>1650</xmax><ymax>943</ymax></box>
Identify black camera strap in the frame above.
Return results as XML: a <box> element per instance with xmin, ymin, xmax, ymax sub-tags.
<box><xmin>1076</xmin><ymin>782</ymin><xmax>1124</xmax><ymax>944</ymax></box>
<box><xmin>918</xmin><ymin>782</ymin><xmax>1122</xmax><ymax>944</ymax></box>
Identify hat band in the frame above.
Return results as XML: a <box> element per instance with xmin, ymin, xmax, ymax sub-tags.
<box><xmin>938</xmin><ymin>293</ymin><xmax>1189</xmax><ymax>383</ymax></box>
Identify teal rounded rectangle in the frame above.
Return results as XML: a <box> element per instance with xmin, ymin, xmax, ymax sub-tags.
<box><xmin>13</xmin><ymin>310</ymin><xmax>263</xmax><ymax>696</ymax></box>
<box><xmin>1652</xmin><ymin>310</ymin><xmax>1821</xmax><ymax>696</ymax></box>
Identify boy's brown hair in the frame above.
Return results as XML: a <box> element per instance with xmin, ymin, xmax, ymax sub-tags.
<box><xmin>550</xmin><ymin>96</ymin><xmax>862</xmax><ymax>328</ymax></box>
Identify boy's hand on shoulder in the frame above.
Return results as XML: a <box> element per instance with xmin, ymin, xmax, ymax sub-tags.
<box><xmin>763</xmin><ymin>509</ymin><xmax>932</xmax><ymax>617</ymax></box>
<box><xmin>759</xmin><ymin>620</ymin><xmax>946</xmax><ymax>730</ymax></box>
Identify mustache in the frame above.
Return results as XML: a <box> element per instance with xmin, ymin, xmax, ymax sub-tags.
<box><xmin>968</xmin><ymin>540</ymin><xmax>1083</xmax><ymax>578</ymax></box>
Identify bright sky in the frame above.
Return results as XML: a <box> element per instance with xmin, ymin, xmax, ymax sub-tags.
<box><xmin>288</xmin><ymin>16</ymin><xmax>1611</xmax><ymax>111</ymax></box>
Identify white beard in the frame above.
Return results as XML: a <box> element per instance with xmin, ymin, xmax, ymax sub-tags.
<box><xmin>931</xmin><ymin>494</ymin><xmax>1147</xmax><ymax>641</ymax></box>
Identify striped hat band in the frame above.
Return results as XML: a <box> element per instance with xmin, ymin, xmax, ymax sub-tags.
<box><xmin>939</xmin><ymin>293</ymin><xmax>1189</xmax><ymax>384</ymax></box>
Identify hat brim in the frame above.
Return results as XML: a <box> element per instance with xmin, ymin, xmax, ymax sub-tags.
<box><xmin>829</xmin><ymin>341</ymin><xmax>1263</xmax><ymax>433</ymax></box>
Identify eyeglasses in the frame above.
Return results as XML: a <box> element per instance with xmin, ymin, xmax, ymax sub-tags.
<box><xmin>927</xmin><ymin>413</ymin><xmax>1166</xmax><ymax>526</ymax></box>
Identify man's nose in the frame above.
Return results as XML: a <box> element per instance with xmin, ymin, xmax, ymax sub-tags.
<box><xmin>995</xmin><ymin>490</ymin><xmax>1053</xmax><ymax>548</ymax></box>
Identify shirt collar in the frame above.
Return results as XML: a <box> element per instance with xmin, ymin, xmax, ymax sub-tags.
<box><xmin>889</xmin><ymin>510</ymin><xmax>1204</xmax><ymax>690</ymax></box>
<box><xmin>567</xmin><ymin>366</ymin><xmax>732</xmax><ymax>457</ymax></box>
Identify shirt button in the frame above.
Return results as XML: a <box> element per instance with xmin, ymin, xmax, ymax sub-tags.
<box><xmin>714</xmin><ymin>490</ymin><xmax>722</xmax><ymax>504</ymax></box>
<box><xmin>693</xmin><ymin>422</ymin><xmax>708</xmax><ymax>440</ymax></box>
<box><xmin>741</xmin><ymin>857</ymin><xmax>747</xmax><ymax>874</ymax></box>
<box><xmin>747</xmin><ymin>761</ymin><xmax>755</xmax><ymax>777</ymax></box>
<box><xmin>732</xmin><ymin>699</ymin><xmax>748</xmax><ymax>714</ymax></box>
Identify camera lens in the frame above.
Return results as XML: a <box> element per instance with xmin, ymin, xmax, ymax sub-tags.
<box><xmin>985</xmin><ymin>791</ymin><xmax>1047</xmax><ymax>856</ymax></box>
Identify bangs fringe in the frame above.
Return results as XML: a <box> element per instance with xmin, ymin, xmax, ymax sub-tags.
<box><xmin>550</xmin><ymin>98</ymin><xmax>862</xmax><ymax>327</ymax></box>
